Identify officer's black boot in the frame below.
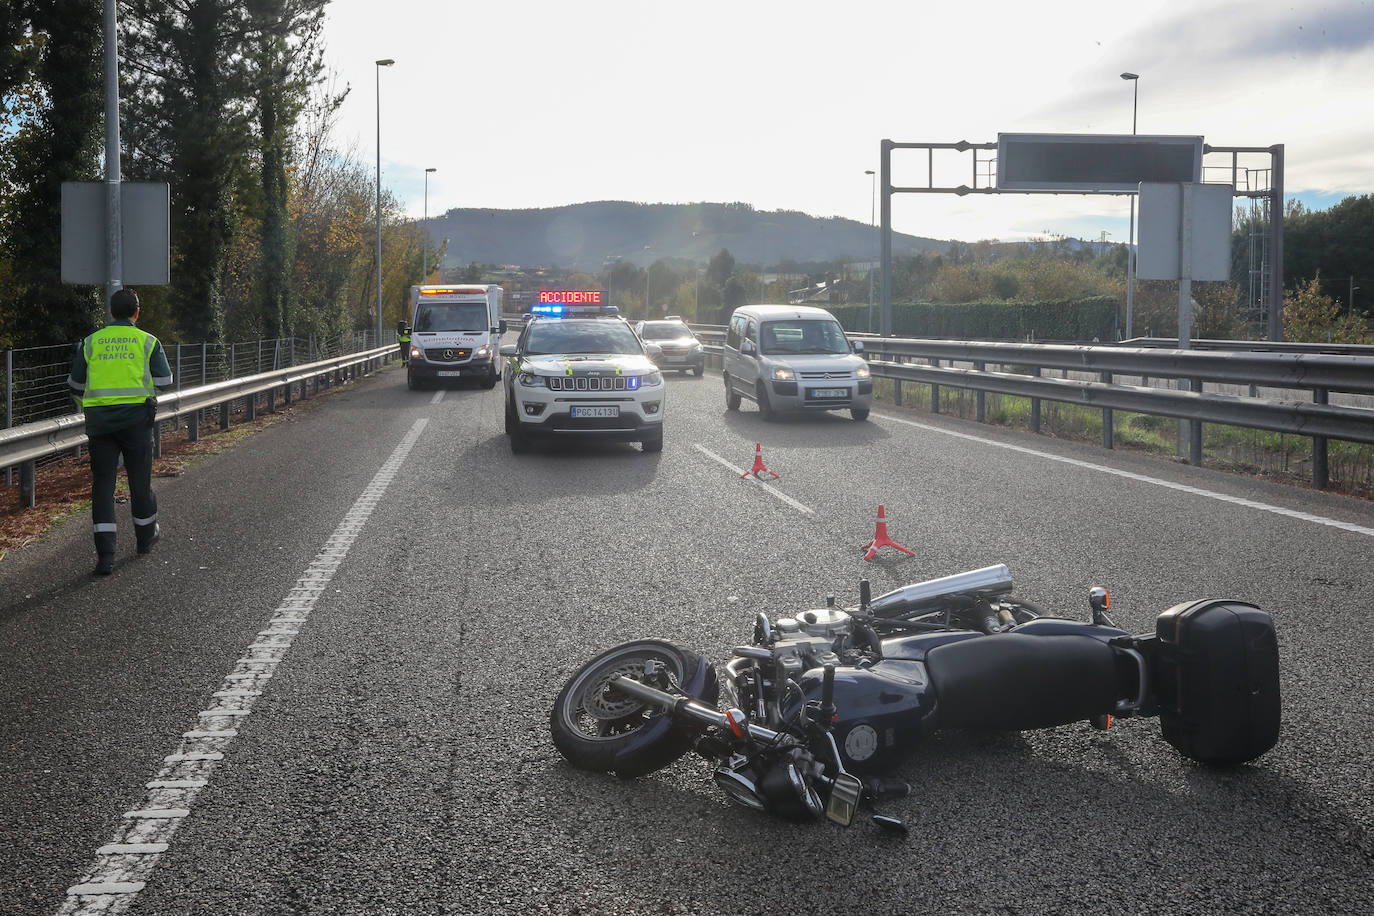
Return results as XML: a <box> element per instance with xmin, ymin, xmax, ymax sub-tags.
<box><xmin>136</xmin><ymin>521</ymin><xmax>161</xmax><ymax>555</ymax></box>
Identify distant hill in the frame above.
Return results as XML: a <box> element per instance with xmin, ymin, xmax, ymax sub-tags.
<box><xmin>424</xmin><ymin>201</ymin><xmax>948</xmax><ymax>272</ymax></box>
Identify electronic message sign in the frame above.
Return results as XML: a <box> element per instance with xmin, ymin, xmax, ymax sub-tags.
<box><xmin>997</xmin><ymin>133</ymin><xmax>1203</xmax><ymax>192</ymax></box>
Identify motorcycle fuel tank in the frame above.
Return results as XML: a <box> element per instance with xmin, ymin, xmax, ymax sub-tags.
<box><xmin>793</xmin><ymin>659</ymin><xmax>935</xmax><ymax>771</ymax></box>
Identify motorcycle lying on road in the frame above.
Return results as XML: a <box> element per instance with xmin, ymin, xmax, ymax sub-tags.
<box><xmin>550</xmin><ymin>564</ymin><xmax>1280</xmax><ymax>829</ymax></box>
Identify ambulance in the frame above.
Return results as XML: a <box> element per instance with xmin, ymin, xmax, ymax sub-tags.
<box><xmin>406</xmin><ymin>284</ymin><xmax>506</xmax><ymax>390</ymax></box>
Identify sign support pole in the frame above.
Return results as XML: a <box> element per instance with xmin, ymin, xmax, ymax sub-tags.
<box><xmin>103</xmin><ymin>0</ymin><xmax>121</xmax><ymax>318</ymax></box>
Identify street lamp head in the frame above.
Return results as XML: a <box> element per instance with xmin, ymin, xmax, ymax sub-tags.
<box><xmin>1120</xmin><ymin>71</ymin><xmax>1139</xmax><ymax>81</ymax></box>
<box><xmin>376</xmin><ymin>58</ymin><xmax>395</xmax><ymax>67</ymax></box>
<box><xmin>864</xmin><ymin>169</ymin><xmax>875</xmax><ymax>175</ymax></box>
<box><xmin>425</xmin><ymin>167</ymin><xmax>437</xmax><ymax>173</ymax></box>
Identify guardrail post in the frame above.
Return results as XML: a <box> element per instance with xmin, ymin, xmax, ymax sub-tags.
<box><xmin>187</xmin><ymin>410</ymin><xmax>199</xmax><ymax>442</ymax></box>
<box><xmin>267</xmin><ymin>386</ymin><xmax>276</xmax><ymax>413</ymax></box>
<box><xmin>1030</xmin><ymin>367</ymin><xmax>1041</xmax><ymax>434</ymax></box>
<box><xmin>19</xmin><ymin>460</ymin><xmax>35</xmax><ymax>508</ymax></box>
<box><xmin>220</xmin><ymin>400</ymin><xmax>230</xmax><ymax>430</ymax></box>
<box><xmin>1313</xmin><ymin>388</ymin><xmax>1329</xmax><ymax>489</ymax></box>
<box><xmin>1189</xmin><ymin>377</ymin><xmax>1203</xmax><ymax>466</ymax></box>
<box><xmin>1102</xmin><ymin>370</ymin><xmax>1114</xmax><ymax>449</ymax></box>
<box><xmin>893</xmin><ymin>375</ymin><xmax>902</xmax><ymax>406</ymax></box>
<box><xmin>974</xmin><ymin>360</ymin><xmax>986</xmax><ymax>422</ymax></box>
<box><xmin>283</xmin><ymin>375</ymin><xmax>292</xmax><ymax>406</ymax></box>
<box><xmin>246</xmin><ymin>391</ymin><xmax>256</xmax><ymax>421</ymax></box>
<box><xmin>929</xmin><ymin>359</ymin><xmax>940</xmax><ymax>413</ymax></box>
<box><xmin>4</xmin><ymin>347</ymin><xmax>12</xmax><ymax>487</ymax></box>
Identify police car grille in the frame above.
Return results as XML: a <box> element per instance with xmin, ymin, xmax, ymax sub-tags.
<box><xmin>548</xmin><ymin>376</ymin><xmax>629</xmax><ymax>391</ymax></box>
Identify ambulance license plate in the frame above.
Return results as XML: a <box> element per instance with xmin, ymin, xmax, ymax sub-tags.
<box><xmin>571</xmin><ymin>406</ymin><xmax>619</xmax><ymax>418</ymax></box>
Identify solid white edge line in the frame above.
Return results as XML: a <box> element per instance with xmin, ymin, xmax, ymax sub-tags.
<box><xmin>876</xmin><ymin>411</ymin><xmax>1374</xmax><ymax>538</ymax></box>
<box><xmin>56</xmin><ymin>418</ymin><xmax>431</xmax><ymax>916</ymax></box>
<box><xmin>693</xmin><ymin>443</ymin><xmax>814</xmax><ymax>515</ymax></box>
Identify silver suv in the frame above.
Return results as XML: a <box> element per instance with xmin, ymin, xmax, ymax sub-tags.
<box><xmin>722</xmin><ymin>304</ymin><xmax>872</xmax><ymax>421</ymax></box>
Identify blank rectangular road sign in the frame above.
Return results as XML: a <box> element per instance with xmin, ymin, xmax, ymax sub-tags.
<box><xmin>997</xmin><ymin>133</ymin><xmax>1202</xmax><ymax>192</ymax></box>
<box><xmin>61</xmin><ymin>181</ymin><xmax>170</xmax><ymax>285</ymax></box>
<box><xmin>1137</xmin><ymin>182</ymin><xmax>1233</xmax><ymax>282</ymax></box>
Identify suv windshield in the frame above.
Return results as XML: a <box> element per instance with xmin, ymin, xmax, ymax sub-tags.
<box><xmin>639</xmin><ymin>321</ymin><xmax>693</xmax><ymax>340</ymax></box>
<box><xmin>526</xmin><ymin>319</ymin><xmax>643</xmax><ymax>356</ymax></box>
<box><xmin>760</xmin><ymin>319</ymin><xmax>850</xmax><ymax>355</ymax></box>
<box><xmin>414</xmin><ymin>302</ymin><xmax>490</xmax><ymax>332</ymax></box>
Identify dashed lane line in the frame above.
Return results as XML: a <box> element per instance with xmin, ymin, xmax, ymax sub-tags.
<box><xmin>693</xmin><ymin>443</ymin><xmax>814</xmax><ymax>515</ymax></box>
<box><xmin>430</xmin><ymin>389</ymin><xmax>445</xmax><ymax>405</ymax></box>
<box><xmin>56</xmin><ymin>418</ymin><xmax>431</xmax><ymax>916</ymax></box>
<box><xmin>877</xmin><ymin>412</ymin><xmax>1374</xmax><ymax>538</ymax></box>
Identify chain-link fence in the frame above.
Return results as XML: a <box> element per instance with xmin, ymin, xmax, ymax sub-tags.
<box><xmin>1</xmin><ymin>331</ymin><xmax>384</xmax><ymax>433</ymax></box>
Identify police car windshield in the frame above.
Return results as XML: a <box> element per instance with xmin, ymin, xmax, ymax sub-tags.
<box><xmin>760</xmin><ymin>319</ymin><xmax>850</xmax><ymax>355</ymax></box>
<box><xmin>414</xmin><ymin>302</ymin><xmax>489</xmax><ymax>332</ymax></box>
<box><xmin>639</xmin><ymin>321</ymin><xmax>693</xmax><ymax>340</ymax></box>
<box><xmin>525</xmin><ymin>319</ymin><xmax>643</xmax><ymax>356</ymax></box>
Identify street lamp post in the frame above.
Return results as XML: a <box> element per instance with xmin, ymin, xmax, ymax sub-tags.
<box><xmin>375</xmin><ymin>58</ymin><xmax>395</xmax><ymax>347</ymax></box>
<box><xmin>1121</xmin><ymin>72</ymin><xmax>1139</xmax><ymax>340</ymax></box>
<box><xmin>865</xmin><ymin>169</ymin><xmax>876</xmax><ymax>332</ymax></box>
<box><xmin>423</xmin><ymin>167</ymin><xmax>436</xmax><ymax>285</ymax></box>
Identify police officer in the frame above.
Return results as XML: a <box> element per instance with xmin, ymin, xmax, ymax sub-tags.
<box><xmin>67</xmin><ymin>288</ymin><xmax>174</xmax><ymax>575</ymax></box>
<box><xmin>396</xmin><ymin>319</ymin><xmax>412</xmax><ymax>365</ymax></box>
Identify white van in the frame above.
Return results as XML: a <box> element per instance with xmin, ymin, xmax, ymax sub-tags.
<box><xmin>722</xmin><ymin>304</ymin><xmax>872</xmax><ymax>421</ymax></box>
<box><xmin>407</xmin><ymin>285</ymin><xmax>507</xmax><ymax>390</ymax></box>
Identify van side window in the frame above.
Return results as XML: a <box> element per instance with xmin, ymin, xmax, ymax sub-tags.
<box><xmin>726</xmin><ymin>316</ymin><xmax>743</xmax><ymax>350</ymax></box>
<box><xmin>745</xmin><ymin>320</ymin><xmax>758</xmax><ymax>345</ymax></box>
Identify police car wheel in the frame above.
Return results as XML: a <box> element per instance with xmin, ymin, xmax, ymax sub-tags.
<box><xmin>641</xmin><ymin>429</ymin><xmax>663</xmax><ymax>453</ymax></box>
<box><xmin>693</xmin><ymin>366</ymin><xmax>704</xmax><ymax>377</ymax></box>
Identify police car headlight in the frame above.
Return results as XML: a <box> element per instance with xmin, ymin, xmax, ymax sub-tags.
<box><xmin>641</xmin><ymin>371</ymin><xmax>662</xmax><ymax>387</ymax></box>
<box><xmin>770</xmin><ymin>367</ymin><xmax>795</xmax><ymax>381</ymax></box>
<box><xmin>855</xmin><ymin>366</ymin><xmax>871</xmax><ymax>380</ymax></box>
<box><xmin>518</xmin><ymin>371</ymin><xmax>545</xmax><ymax>387</ymax></box>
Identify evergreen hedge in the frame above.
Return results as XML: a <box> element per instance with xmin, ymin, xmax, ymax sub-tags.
<box><xmin>828</xmin><ymin>298</ymin><xmax>1117</xmax><ymax>342</ymax></box>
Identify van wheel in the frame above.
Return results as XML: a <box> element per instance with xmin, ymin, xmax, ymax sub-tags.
<box><xmin>482</xmin><ymin>362</ymin><xmax>498</xmax><ymax>389</ymax></box>
<box><xmin>757</xmin><ymin>382</ymin><xmax>777</xmax><ymax>421</ymax></box>
<box><xmin>724</xmin><ymin>374</ymin><xmax>741</xmax><ymax>411</ymax></box>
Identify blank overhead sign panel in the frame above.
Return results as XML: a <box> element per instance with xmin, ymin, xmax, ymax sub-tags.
<box><xmin>997</xmin><ymin>133</ymin><xmax>1203</xmax><ymax>192</ymax></box>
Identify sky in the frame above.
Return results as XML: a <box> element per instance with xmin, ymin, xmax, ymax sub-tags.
<box><xmin>319</xmin><ymin>0</ymin><xmax>1374</xmax><ymax>247</ymax></box>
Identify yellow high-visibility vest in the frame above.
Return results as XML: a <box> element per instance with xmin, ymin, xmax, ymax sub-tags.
<box><xmin>82</xmin><ymin>325</ymin><xmax>158</xmax><ymax>407</ymax></box>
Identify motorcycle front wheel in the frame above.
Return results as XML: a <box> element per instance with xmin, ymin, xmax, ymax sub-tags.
<box><xmin>551</xmin><ymin>639</ymin><xmax>717</xmax><ymax>779</ymax></box>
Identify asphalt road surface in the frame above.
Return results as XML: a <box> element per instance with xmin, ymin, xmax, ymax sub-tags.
<box><xmin>2</xmin><ymin>360</ymin><xmax>1372</xmax><ymax>915</ymax></box>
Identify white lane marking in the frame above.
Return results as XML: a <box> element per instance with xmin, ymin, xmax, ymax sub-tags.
<box><xmin>878</xmin><ymin>412</ymin><xmax>1374</xmax><ymax>538</ymax></box>
<box><xmin>693</xmin><ymin>443</ymin><xmax>815</xmax><ymax>515</ymax></box>
<box><xmin>57</xmin><ymin>418</ymin><xmax>430</xmax><ymax>916</ymax></box>
<box><xmin>430</xmin><ymin>389</ymin><xmax>445</xmax><ymax>405</ymax></box>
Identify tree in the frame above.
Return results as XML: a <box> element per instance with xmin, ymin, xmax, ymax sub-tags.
<box><xmin>707</xmin><ymin>248</ymin><xmax>735</xmax><ymax>289</ymax></box>
<box><xmin>1283</xmin><ymin>274</ymin><xmax>1372</xmax><ymax>344</ymax></box>
<box><xmin>122</xmin><ymin>0</ymin><xmax>253</xmax><ymax>342</ymax></box>
<box><xmin>0</xmin><ymin>1</ymin><xmax>104</xmax><ymax>348</ymax></box>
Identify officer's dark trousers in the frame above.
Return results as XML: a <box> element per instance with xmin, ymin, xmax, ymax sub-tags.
<box><xmin>398</xmin><ymin>342</ymin><xmax>409</xmax><ymax>364</ymax></box>
<box><xmin>88</xmin><ymin>422</ymin><xmax>157</xmax><ymax>557</ymax></box>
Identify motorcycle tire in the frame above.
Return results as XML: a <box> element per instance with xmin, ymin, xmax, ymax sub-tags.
<box><xmin>551</xmin><ymin>639</ymin><xmax>718</xmax><ymax>779</ymax></box>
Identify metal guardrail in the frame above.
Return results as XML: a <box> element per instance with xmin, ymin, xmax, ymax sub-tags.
<box><xmin>1</xmin><ymin>345</ymin><xmax>395</xmax><ymax>507</ymax></box>
<box><xmin>688</xmin><ymin>324</ymin><xmax>1374</xmax><ymax>489</ymax></box>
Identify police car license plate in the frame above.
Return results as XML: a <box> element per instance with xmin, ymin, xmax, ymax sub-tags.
<box><xmin>571</xmin><ymin>406</ymin><xmax>619</xmax><ymax>418</ymax></box>
<box><xmin>810</xmin><ymin>387</ymin><xmax>846</xmax><ymax>398</ymax></box>
<box><xmin>437</xmin><ymin>370</ymin><xmax>463</xmax><ymax>377</ymax></box>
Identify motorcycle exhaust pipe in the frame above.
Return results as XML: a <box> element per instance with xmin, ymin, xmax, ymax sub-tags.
<box><xmin>868</xmin><ymin>564</ymin><xmax>1014</xmax><ymax>617</ymax></box>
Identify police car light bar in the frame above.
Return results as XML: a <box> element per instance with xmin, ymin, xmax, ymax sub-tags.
<box><xmin>532</xmin><ymin>290</ymin><xmax>618</xmax><ymax>317</ymax></box>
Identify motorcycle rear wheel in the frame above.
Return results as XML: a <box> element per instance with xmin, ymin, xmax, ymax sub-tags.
<box><xmin>551</xmin><ymin>639</ymin><xmax>716</xmax><ymax>779</ymax></box>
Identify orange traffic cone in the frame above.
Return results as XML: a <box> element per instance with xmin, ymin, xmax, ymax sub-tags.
<box><xmin>863</xmin><ymin>505</ymin><xmax>915</xmax><ymax>561</ymax></box>
<box><xmin>741</xmin><ymin>442</ymin><xmax>780</xmax><ymax>480</ymax></box>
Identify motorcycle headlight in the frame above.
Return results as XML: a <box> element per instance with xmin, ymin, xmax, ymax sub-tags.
<box><xmin>770</xmin><ymin>367</ymin><xmax>794</xmax><ymax>381</ymax></box>
<box><xmin>518</xmin><ymin>371</ymin><xmax>545</xmax><ymax>387</ymax></box>
<box><xmin>855</xmin><ymin>366</ymin><xmax>871</xmax><ymax>380</ymax></box>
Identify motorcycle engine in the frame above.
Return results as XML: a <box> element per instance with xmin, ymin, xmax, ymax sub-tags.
<box><xmin>796</xmin><ymin>607</ymin><xmax>853</xmax><ymax>639</ymax></box>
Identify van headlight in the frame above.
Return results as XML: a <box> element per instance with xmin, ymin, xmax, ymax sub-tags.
<box><xmin>518</xmin><ymin>371</ymin><xmax>546</xmax><ymax>387</ymax></box>
<box><xmin>770</xmin><ymin>367</ymin><xmax>795</xmax><ymax>381</ymax></box>
<box><xmin>855</xmin><ymin>366</ymin><xmax>871</xmax><ymax>380</ymax></box>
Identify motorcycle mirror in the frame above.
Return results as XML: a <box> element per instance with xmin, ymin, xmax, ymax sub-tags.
<box><xmin>871</xmin><ymin>814</ymin><xmax>908</xmax><ymax>836</ymax></box>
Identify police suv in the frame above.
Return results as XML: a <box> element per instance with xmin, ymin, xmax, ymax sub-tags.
<box><xmin>499</xmin><ymin>295</ymin><xmax>665</xmax><ymax>454</ymax></box>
